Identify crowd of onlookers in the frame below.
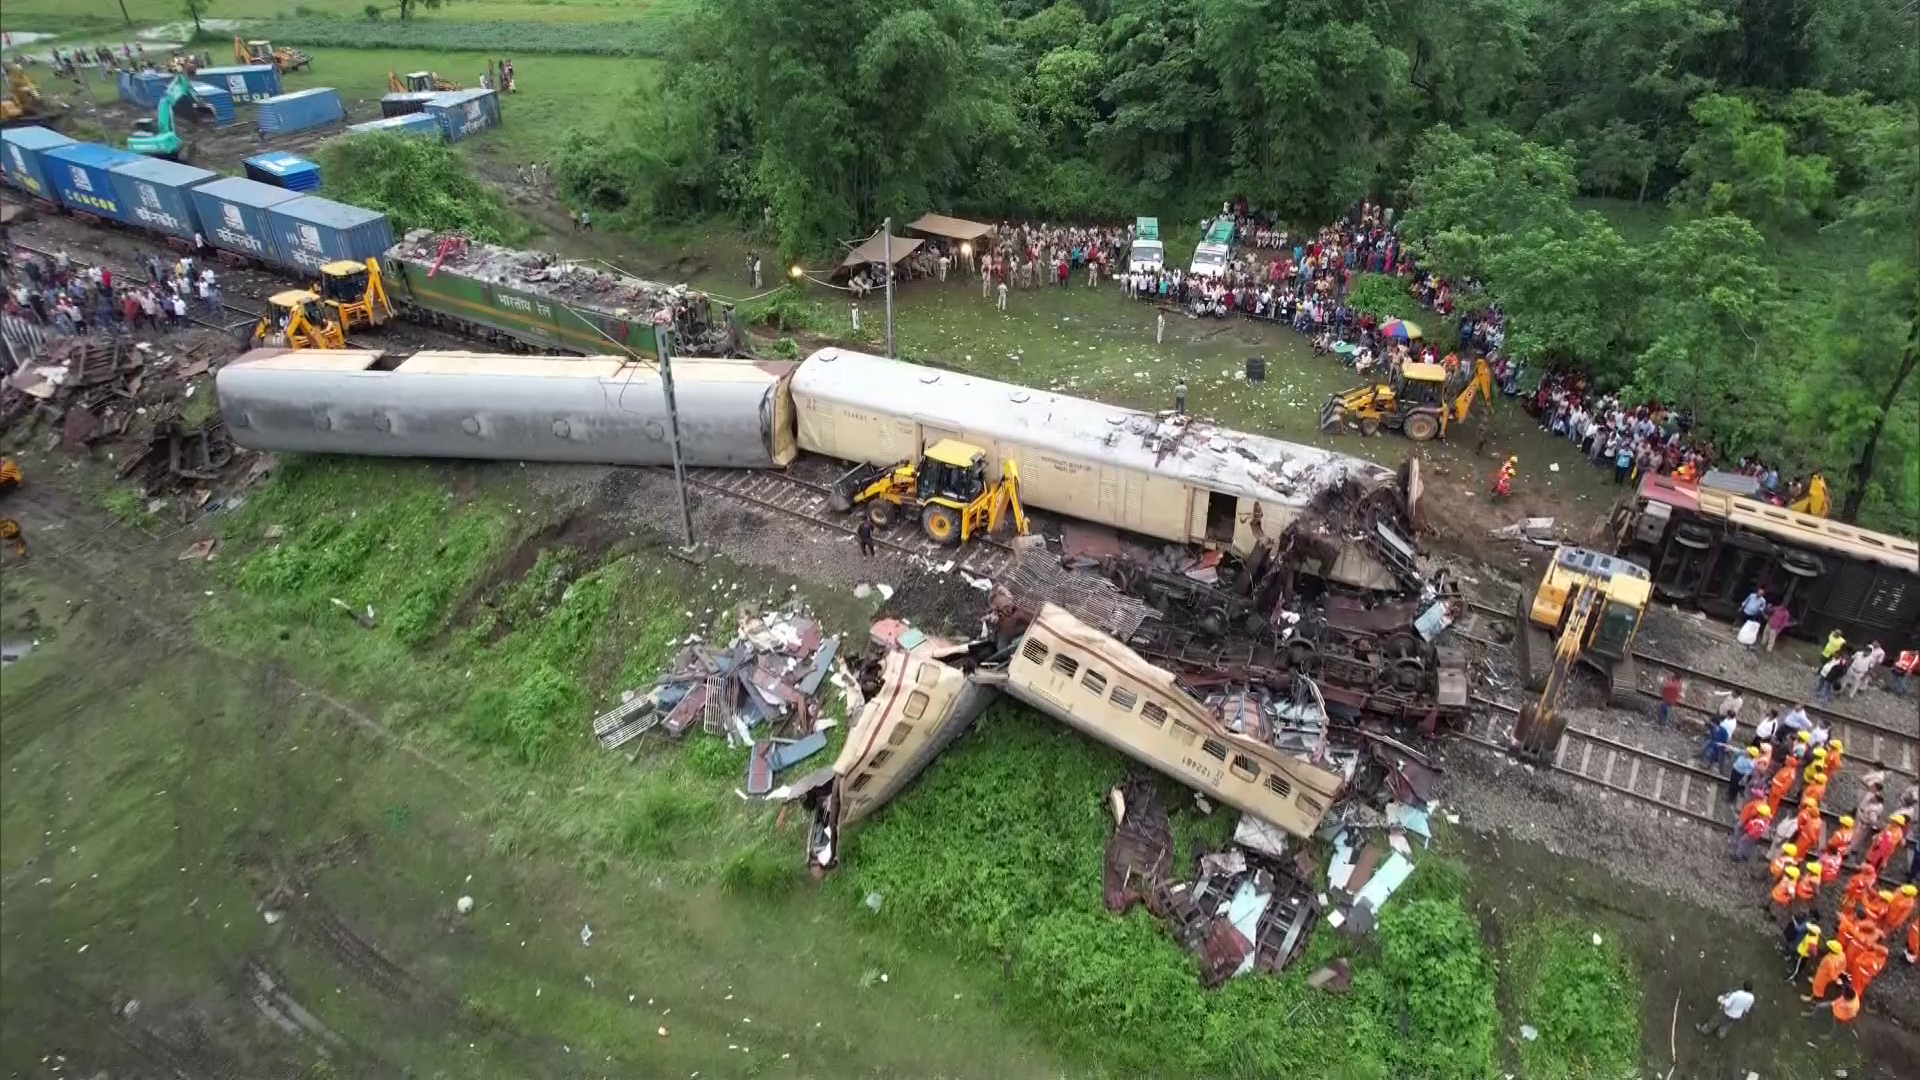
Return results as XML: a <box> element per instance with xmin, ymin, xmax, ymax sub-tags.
<box><xmin>2</xmin><ymin>246</ymin><xmax>221</xmax><ymax>342</ymax></box>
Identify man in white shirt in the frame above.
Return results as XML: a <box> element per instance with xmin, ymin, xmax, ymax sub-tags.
<box><xmin>1696</xmin><ymin>980</ymin><xmax>1755</xmax><ymax>1038</ymax></box>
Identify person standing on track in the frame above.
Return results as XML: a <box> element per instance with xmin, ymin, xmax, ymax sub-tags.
<box><xmin>1805</xmin><ymin>939</ymin><xmax>1847</xmax><ymax>1002</ymax></box>
<box><xmin>1653</xmin><ymin>670</ymin><xmax>1683</xmax><ymax>728</ymax></box>
<box><xmin>856</xmin><ymin>516</ymin><xmax>876</xmax><ymax>558</ymax></box>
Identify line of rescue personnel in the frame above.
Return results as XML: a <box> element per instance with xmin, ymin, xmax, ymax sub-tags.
<box><xmin>1725</xmin><ymin>725</ymin><xmax>1918</xmax><ymax>1028</ymax></box>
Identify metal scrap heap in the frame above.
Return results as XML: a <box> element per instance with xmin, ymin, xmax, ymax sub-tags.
<box><xmin>592</xmin><ymin>599</ymin><xmax>843</xmax><ymax>793</ymax></box>
<box><xmin>396</xmin><ymin>229</ymin><xmax>736</xmax><ymax>356</ymax></box>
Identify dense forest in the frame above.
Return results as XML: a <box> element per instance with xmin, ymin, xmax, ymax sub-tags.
<box><xmin>554</xmin><ymin>0</ymin><xmax>1918</xmax><ymax>531</ymax></box>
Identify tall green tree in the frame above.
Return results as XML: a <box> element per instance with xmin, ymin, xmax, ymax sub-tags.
<box><xmin>1674</xmin><ymin>94</ymin><xmax>1835</xmax><ymax>228</ymax></box>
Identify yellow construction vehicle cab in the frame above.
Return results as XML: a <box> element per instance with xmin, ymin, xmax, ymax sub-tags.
<box><xmin>2</xmin><ymin>63</ymin><xmax>45</xmax><ymax>122</ymax></box>
<box><xmin>1510</xmin><ymin>546</ymin><xmax>1652</xmax><ymax>759</ymax></box>
<box><xmin>236</xmin><ymin>37</ymin><xmax>313</xmax><ymax>73</ymax></box>
<box><xmin>389</xmin><ymin>70</ymin><xmax>460</xmax><ymax>94</ymax></box>
<box><xmin>1322</xmin><ymin>356</ymin><xmax>1494</xmax><ymax>441</ymax></box>
<box><xmin>0</xmin><ymin>456</ymin><xmax>23</xmax><ymax>558</ymax></box>
<box><xmin>829</xmin><ymin>439</ymin><xmax>1029</xmax><ymax>546</ymax></box>
<box><xmin>255</xmin><ymin>290</ymin><xmax>346</xmax><ymax>351</ymax></box>
<box><xmin>316</xmin><ymin>259</ymin><xmax>392</xmax><ymax>332</ymax></box>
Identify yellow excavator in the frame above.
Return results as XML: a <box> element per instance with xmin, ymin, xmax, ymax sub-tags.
<box><xmin>1</xmin><ymin>457</ymin><xmax>24</xmax><ymax>559</ymax></box>
<box><xmin>1322</xmin><ymin>356</ymin><xmax>1495</xmax><ymax>441</ymax></box>
<box><xmin>388</xmin><ymin>70</ymin><xmax>460</xmax><ymax>94</ymax></box>
<box><xmin>829</xmin><ymin>439</ymin><xmax>1030</xmax><ymax>546</ymax></box>
<box><xmin>1509</xmin><ymin>546</ymin><xmax>1652</xmax><ymax>759</ymax></box>
<box><xmin>235</xmin><ymin>36</ymin><xmax>312</xmax><ymax>73</ymax></box>
<box><xmin>254</xmin><ymin>290</ymin><xmax>346</xmax><ymax>351</ymax></box>
<box><xmin>315</xmin><ymin>259</ymin><xmax>392</xmax><ymax>333</ymax></box>
<box><xmin>1</xmin><ymin>63</ymin><xmax>46</xmax><ymax>123</ymax></box>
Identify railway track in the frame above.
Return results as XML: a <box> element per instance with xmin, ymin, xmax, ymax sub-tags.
<box><xmin>1458</xmin><ymin>595</ymin><xmax>1918</xmax><ymax>779</ymax></box>
<box><xmin>1457</xmin><ymin>695</ymin><xmax>1738</xmax><ymax>829</ymax></box>
<box><xmin>685</xmin><ymin>466</ymin><xmax>1018</xmax><ymax>580</ymax></box>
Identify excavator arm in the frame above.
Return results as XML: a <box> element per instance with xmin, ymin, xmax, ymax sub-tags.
<box><xmin>388</xmin><ymin>70</ymin><xmax>407</xmax><ymax>94</ymax></box>
<box><xmin>1512</xmin><ymin>582</ymin><xmax>1599</xmax><ymax>761</ymax></box>
<box><xmin>128</xmin><ymin>75</ymin><xmax>200</xmax><ymax>159</ymax></box>
<box><xmin>1450</xmin><ymin>358</ymin><xmax>1494</xmax><ymax>422</ymax></box>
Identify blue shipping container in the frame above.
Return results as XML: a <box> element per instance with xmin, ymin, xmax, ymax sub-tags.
<box><xmin>380</xmin><ymin>92</ymin><xmax>439</xmax><ymax>118</ymax></box>
<box><xmin>193</xmin><ymin>64</ymin><xmax>283</xmax><ymax>103</ymax></box>
<box><xmin>190</xmin><ymin>82</ymin><xmax>238</xmax><ymax>127</ymax></box>
<box><xmin>256</xmin><ymin>88</ymin><xmax>345</xmax><ymax>136</ymax></box>
<box><xmin>107</xmin><ymin>156</ymin><xmax>218</xmax><ymax>242</ymax></box>
<box><xmin>425</xmin><ymin>89</ymin><xmax>501</xmax><ymax>142</ymax></box>
<box><xmin>191</xmin><ymin>176</ymin><xmax>300</xmax><ymax>263</ymax></box>
<box><xmin>265</xmin><ymin>196</ymin><xmax>396</xmax><ymax>273</ymax></box>
<box><xmin>118</xmin><ymin>70</ymin><xmax>171</xmax><ymax>107</ymax></box>
<box><xmin>346</xmin><ymin>113</ymin><xmax>443</xmax><ymax>140</ymax></box>
<box><xmin>1</xmin><ymin>126</ymin><xmax>76</xmax><ymax>201</ymax></box>
<box><xmin>244</xmin><ymin>151</ymin><xmax>322</xmax><ymax>192</ymax></box>
<box><xmin>41</xmin><ymin>144</ymin><xmax>142</xmax><ymax>222</ymax></box>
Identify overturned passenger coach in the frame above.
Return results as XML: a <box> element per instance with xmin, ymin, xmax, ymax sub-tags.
<box><xmin>218</xmin><ymin>346</ymin><xmax>1411</xmax><ymax>589</ymax></box>
<box><xmin>217</xmin><ymin>350</ymin><xmax>798</xmax><ymax>468</ymax></box>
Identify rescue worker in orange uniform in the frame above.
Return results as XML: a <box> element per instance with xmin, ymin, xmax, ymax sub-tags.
<box><xmin>1841</xmin><ymin>863</ymin><xmax>1878</xmax><ymax>913</ymax></box>
<box><xmin>1806</xmin><ymin>938</ymin><xmax>1847</xmax><ymax>1001</ymax></box>
<box><xmin>1793</xmin><ymin>797</ymin><xmax>1825</xmax><ymax>854</ymax></box>
<box><xmin>1824</xmin><ymin>739</ymin><xmax>1844</xmax><ymax>777</ymax></box>
<box><xmin>1847</xmin><ymin>941</ymin><xmax>1888</xmax><ymax>999</ymax></box>
<box><xmin>1801</xmin><ymin>769</ymin><xmax>1830</xmax><ymax>809</ymax></box>
<box><xmin>1739</xmin><ymin>795</ymin><xmax>1772</xmax><ymax>830</ymax></box>
<box><xmin>1731</xmin><ymin>801</ymin><xmax>1772</xmax><ymax>860</ymax></box>
<box><xmin>1769</xmin><ymin>842</ymin><xmax>1801</xmax><ymax>883</ymax></box>
<box><xmin>1771</xmin><ymin>865</ymin><xmax>1801</xmax><ymax>921</ymax></box>
<box><xmin>1794</xmin><ymin>862</ymin><xmax>1822</xmax><ymax>914</ymax></box>
<box><xmin>1905</xmin><ymin>917</ymin><xmax>1918</xmax><ymax>966</ymax></box>
<box><xmin>1767</xmin><ymin>759</ymin><xmax>1798</xmax><ymax>815</ymax></box>
<box><xmin>1825</xmin><ymin>815</ymin><xmax>1856</xmax><ymax>859</ymax></box>
<box><xmin>1864</xmin><ymin>812</ymin><xmax>1908</xmax><ymax>871</ymax></box>
<box><xmin>1864</xmin><ymin>888</ymin><xmax>1894</xmax><ymax>927</ymax></box>
<box><xmin>1818</xmin><ymin>846</ymin><xmax>1844</xmax><ymax>886</ymax></box>
<box><xmin>1884</xmin><ymin>883</ymin><xmax>1917</xmax><ymax>932</ymax></box>
<box><xmin>1804</xmin><ymin>985</ymin><xmax>1861</xmax><ymax>1029</ymax></box>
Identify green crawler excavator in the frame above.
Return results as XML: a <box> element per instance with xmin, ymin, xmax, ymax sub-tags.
<box><xmin>128</xmin><ymin>75</ymin><xmax>214</xmax><ymax>161</ymax></box>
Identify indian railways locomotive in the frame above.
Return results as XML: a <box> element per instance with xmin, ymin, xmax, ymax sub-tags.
<box><xmin>1612</xmin><ymin>471</ymin><xmax>1920</xmax><ymax>650</ymax></box>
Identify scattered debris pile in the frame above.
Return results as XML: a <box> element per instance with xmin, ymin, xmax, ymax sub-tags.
<box><xmin>395</xmin><ymin>229</ymin><xmax>740</xmax><ymax>357</ymax></box>
<box><xmin>1101</xmin><ymin>724</ymin><xmax>1443</xmax><ymax>986</ymax></box>
<box><xmin>592</xmin><ymin>600</ymin><xmax>843</xmax><ymax>792</ymax></box>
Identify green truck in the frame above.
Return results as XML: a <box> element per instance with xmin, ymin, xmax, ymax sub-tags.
<box><xmin>383</xmin><ymin>230</ymin><xmax>737</xmax><ymax>357</ymax></box>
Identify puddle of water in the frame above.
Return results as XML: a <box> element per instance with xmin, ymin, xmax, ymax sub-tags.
<box><xmin>1</xmin><ymin>639</ymin><xmax>36</xmax><ymax>668</ymax></box>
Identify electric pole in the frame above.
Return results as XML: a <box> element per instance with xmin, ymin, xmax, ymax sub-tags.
<box><xmin>883</xmin><ymin>216</ymin><xmax>895</xmax><ymax>358</ymax></box>
<box><xmin>656</xmin><ymin>325</ymin><xmax>696</xmax><ymax>551</ymax></box>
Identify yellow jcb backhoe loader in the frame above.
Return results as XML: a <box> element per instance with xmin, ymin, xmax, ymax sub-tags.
<box><xmin>388</xmin><ymin>70</ymin><xmax>460</xmax><ymax>94</ymax></box>
<box><xmin>829</xmin><ymin>439</ymin><xmax>1030</xmax><ymax>546</ymax></box>
<box><xmin>1510</xmin><ymin>546</ymin><xmax>1653</xmax><ymax>761</ymax></box>
<box><xmin>1322</xmin><ymin>356</ymin><xmax>1495</xmax><ymax>441</ymax></box>
<box><xmin>254</xmin><ymin>290</ymin><xmax>346</xmax><ymax>351</ymax></box>
<box><xmin>315</xmin><ymin>259</ymin><xmax>392</xmax><ymax>333</ymax></box>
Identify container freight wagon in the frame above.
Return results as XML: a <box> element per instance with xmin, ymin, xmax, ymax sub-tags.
<box><xmin>190</xmin><ymin>176</ymin><xmax>300</xmax><ymax>263</ymax></box>
<box><xmin>344</xmin><ymin>113</ymin><xmax>442</xmax><ymax>140</ymax></box>
<box><xmin>218</xmin><ymin>350</ymin><xmax>799</xmax><ymax>469</ymax></box>
<box><xmin>1</xmin><ymin>126</ymin><xmax>75</xmax><ymax>202</ymax></box>
<box><xmin>266</xmin><ymin>196</ymin><xmax>394</xmax><ymax>273</ymax></box>
<box><xmin>380</xmin><ymin>92</ymin><xmax>439</xmax><ymax>118</ymax></box>
<box><xmin>423</xmin><ymin>88</ymin><xmax>500</xmax><ymax>142</ymax></box>
<box><xmin>383</xmin><ymin>231</ymin><xmax>738</xmax><ymax>358</ymax></box>
<box><xmin>244</xmin><ymin>151</ymin><xmax>321</xmax><ymax>192</ymax></box>
<box><xmin>255</xmin><ymin>88</ymin><xmax>345</xmax><ymax>136</ymax></box>
<box><xmin>193</xmin><ymin>64</ymin><xmax>283</xmax><ymax>103</ymax></box>
<box><xmin>106</xmin><ymin>156</ymin><xmax>217</xmax><ymax>242</ymax></box>
<box><xmin>40</xmin><ymin>143</ymin><xmax>141</xmax><ymax>223</ymax></box>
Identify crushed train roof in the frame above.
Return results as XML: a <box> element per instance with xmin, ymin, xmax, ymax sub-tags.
<box><xmin>395</xmin><ymin>228</ymin><xmax>714</xmax><ymax>319</ymax></box>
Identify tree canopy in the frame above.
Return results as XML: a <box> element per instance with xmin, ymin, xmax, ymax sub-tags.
<box><xmin>553</xmin><ymin>0</ymin><xmax>1917</xmax><ymax>530</ymax></box>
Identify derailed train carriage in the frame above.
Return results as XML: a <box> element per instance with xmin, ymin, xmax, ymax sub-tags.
<box><xmin>1613</xmin><ymin>471</ymin><xmax>1920</xmax><ymax>649</ymax></box>
<box><xmin>219</xmin><ymin>347</ymin><xmax>1416</xmax><ymax>592</ymax></box>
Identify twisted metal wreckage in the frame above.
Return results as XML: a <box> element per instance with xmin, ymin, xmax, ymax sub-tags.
<box><xmin>801</xmin><ymin>459</ymin><xmax>1465</xmax><ymax>984</ymax></box>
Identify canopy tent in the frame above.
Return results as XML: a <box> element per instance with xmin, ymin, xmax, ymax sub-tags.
<box><xmin>905</xmin><ymin>213</ymin><xmax>995</xmax><ymax>243</ymax></box>
<box><xmin>840</xmin><ymin>230</ymin><xmax>926</xmax><ymax>269</ymax></box>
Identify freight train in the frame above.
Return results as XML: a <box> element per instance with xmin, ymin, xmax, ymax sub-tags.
<box><xmin>1613</xmin><ymin>471</ymin><xmax>1920</xmax><ymax>650</ymax></box>
<box><xmin>217</xmin><ymin>346</ymin><xmax>1415</xmax><ymax>592</ymax></box>
<box><xmin>0</xmin><ymin>127</ymin><xmax>734</xmax><ymax>358</ymax></box>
